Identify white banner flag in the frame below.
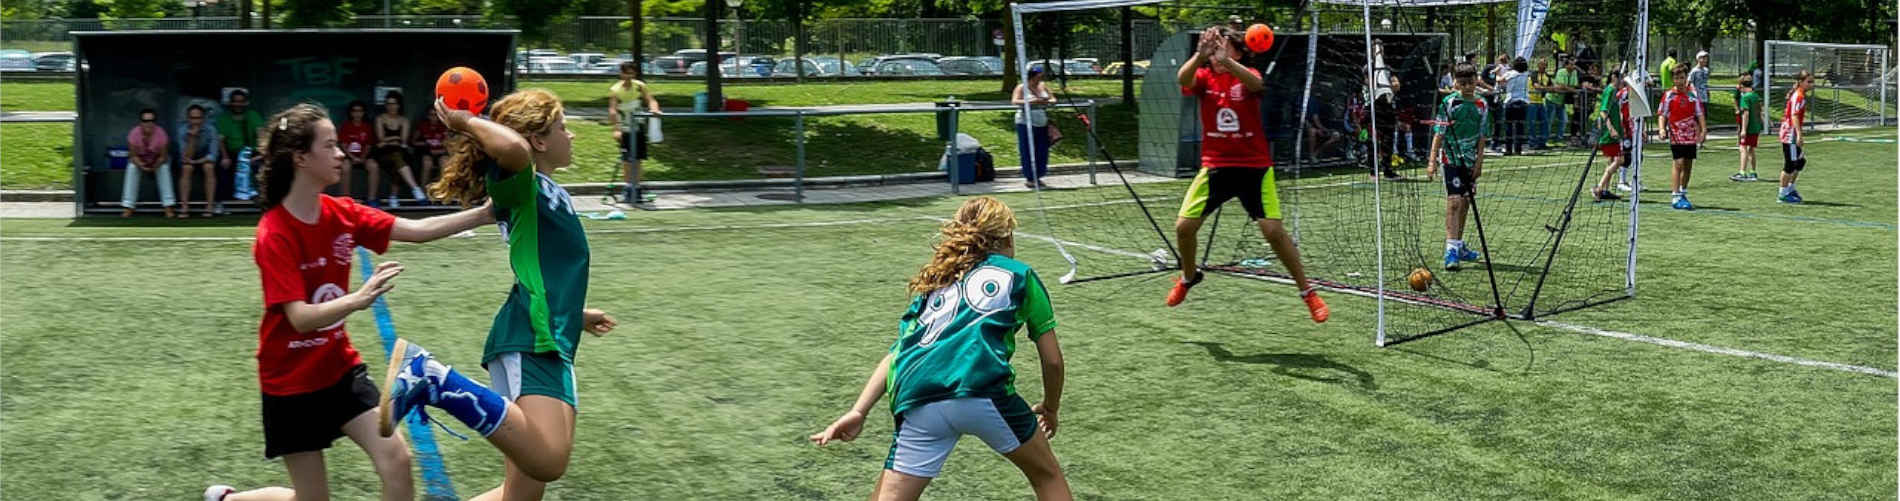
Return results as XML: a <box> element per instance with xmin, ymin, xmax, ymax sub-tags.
<box><xmin>1513</xmin><ymin>0</ymin><xmax>1550</xmax><ymax>61</ymax></box>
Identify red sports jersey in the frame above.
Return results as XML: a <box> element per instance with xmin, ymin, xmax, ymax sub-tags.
<box><xmin>338</xmin><ymin>120</ymin><xmax>374</xmax><ymax>157</ymax></box>
<box><xmin>1779</xmin><ymin>88</ymin><xmax>1807</xmax><ymax>144</ymax></box>
<box><xmin>1658</xmin><ymin>89</ymin><xmax>1703</xmax><ymax>145</ymax></box>
<box><xmin>416</xmin><ymin>119</ymin><xmax>448</xmax><ymax>150</ymax></box>
<box><xmin>1181</xmin><ymin>66</ymin><xmax>1272</xmax><ymax>168</ymax></box>
<box><xmin>252</xmin><ymin>194</ymin><xmax>394</xmax><ymax>396</ymax></box>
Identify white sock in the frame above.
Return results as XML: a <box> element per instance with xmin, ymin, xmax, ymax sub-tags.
<box><xmin>1447</xmin><ymin>239</ymin><xmax>1463</xmax><ymax>252</ymax></box>
<box><xmin>1779</xmin><ymin>185</ymin><xmax>1791</xmax><ymax>196</ymax></box>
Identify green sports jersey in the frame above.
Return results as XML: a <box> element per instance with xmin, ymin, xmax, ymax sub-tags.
<box><xmin>1658</xmin><ymin>57</ymin><xmax>1677</xmax><ymax>90</ymax></box>
<box><xmin>484</xmin><ymin>160</ymin><xmax>591</xmax><ymax>364</ymax></box>
<box><xmin>1433</xmin><ymin>92</ymin><xmax>1490</xmax><ymax>166</ymax></box>
<box><xmin>1596</xmin><ymin>88</ymin><xmax>1628</xmax><ymax>145</ymax></box>
<box><xmin>1739</xmin><ymin>90</ymin><xmax>1766</xmax><ymax>135</ymax></box>
<box><xmin>887</xmin><ymin>254</ymin><xmax>1056</xmax><ymax>417</ymax></box>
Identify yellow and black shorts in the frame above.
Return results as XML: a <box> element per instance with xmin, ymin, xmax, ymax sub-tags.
<box><xmin>1178</xmin><ymin>167</ymin><xmax>1281</xmax><ymax>221</ymax></box>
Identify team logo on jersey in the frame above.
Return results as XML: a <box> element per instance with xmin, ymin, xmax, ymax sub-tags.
<box><xmin>332</xmin><ymin>234</ymin><xmax>356</xmax><ymax>263</ymax></box>
<box><xmin>1216</xmin><ymin>108</ymin><xmax>1240</xmax><ymax>132</ymax></box>
<box><xmin>311</xmin><ymin>282</ymin><xmax>347</xmax><ymax>331</ymax></box>
<box><xmin>1227</xmin><ymin>83</ymin><xmax>1245</xmax><ymax>101</ymax></box>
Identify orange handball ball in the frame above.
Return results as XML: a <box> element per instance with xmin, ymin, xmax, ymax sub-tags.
<box><xmin>1407</xmin><ymin>267</ymin><xmax>1433</xmax><ymax>292</ymax></box>
<box><xmin>1244</xmin><ymin>23</ymin><xmax>1275</xmax><ymax>53</ymax></box>
<box><xmin>435</xmin><ymin>66</ymin><xmax>490</xmax><ymax>116</ymax></box>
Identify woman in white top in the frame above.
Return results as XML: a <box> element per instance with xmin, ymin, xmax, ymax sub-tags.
<box><xmin>1501</xmin><ymin>57</ymin><xmax>1531</xmax><ymax>156</ymax></box>
<box><xmin>1013</xmin><ymin>65</ymin><xmax>1058</xmax><ymax>189</ymax></box>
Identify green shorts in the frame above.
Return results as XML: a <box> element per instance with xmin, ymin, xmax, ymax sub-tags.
<box><xmin>484</xmin><ymin>351</ymin><xmax>577</xmax><ymax>408</ymax></box>
<box><xmin>1178</xmin><ymin>166</ymin><xmax>1281</xmax><ymax>221</ymax></box>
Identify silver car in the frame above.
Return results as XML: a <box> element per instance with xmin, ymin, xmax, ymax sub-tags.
<box><xmin>0</xmin><ymin>50</ymin><xmax>36</xmax><ymax>72</ymax></box>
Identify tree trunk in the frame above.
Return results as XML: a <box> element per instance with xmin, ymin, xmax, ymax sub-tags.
<box><xmin>705</xmin><ymin>0</ymin><xmax>722</xmax><ymax>107</ymax></box>
<box><xmin>1121</xmin><ymin>6</ymin><xmax>1134</xmax><ymax>109</ymax></box>
<box><xmin>1001</xmin><ymin>14</ymin><xmax>1019</xmax><ymax>95</ymax></box>
<box><xmin>630</xmin><ymin>0</ymin><xmax>642</xmax><ymax>80</ymax></box>
<box><xmin>793</xmin><ymin>2</ymin><xmax>805</xmax><ymax>84</ymax></box>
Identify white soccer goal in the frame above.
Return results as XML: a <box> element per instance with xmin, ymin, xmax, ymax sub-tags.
<box><xmin>1764</xmin><ymin>40</ymin><xmax>1892</xmax><ymax>130</ymax></box>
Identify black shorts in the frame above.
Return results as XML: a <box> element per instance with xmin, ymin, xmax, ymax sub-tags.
<box><xmin>1178</xmin><ymin>167</ymin><xmax>1281</xmax><ymax>220</ymax></box>
<box><xmin>1782</xmin><ymin>143</ymin><xmax>1807</xmax><ymax>172</ymax></box>
<box><xmin>261</xmin><ymin>364</ymin><xmax>379</xmax><ymax>459</ymax></box>
<box><xmin>618</xmin><ymin>128</ymin><xmax>649</xmax><ymax>161</ymax></box>
<box><xmin>1670</xmin><ymin>144</ymin><xmax>1698</xmax><ymax>160</ymax></box>
<box><xmin>1442</xmin><ymin>162</ymin><xmax>1476</xmax><ymax>197</ymax></box>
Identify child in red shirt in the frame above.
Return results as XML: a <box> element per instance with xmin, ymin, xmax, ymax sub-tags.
<box><xmin>1657</xmin><ymin>78</ymin><xmax>1706</xmax><ymax>210</ymax></box>
<box><xmin>205</xmin><ymin>103</ymin><xmax>496</xmax><ymax>501</ymax></box>
<box><xmin>336</xmin><ymin>101</ymin><xmax>376</xmax><ymax>203</ymax></box>
<box><xmin>1164</xmin><ymin>25</ymin><xmax>1327</xmax><ymax>323</ymax></box>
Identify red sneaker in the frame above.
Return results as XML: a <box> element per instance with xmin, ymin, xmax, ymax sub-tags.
<box><xmin>1165</xmin><ymin>272</ymin><xmax>1202</xmax><ymax>307</ymax></box>
<box><xmin>1302</xmin><ymin>289</ymin><xmax>1329</xmax><ymax>323</ymax></box>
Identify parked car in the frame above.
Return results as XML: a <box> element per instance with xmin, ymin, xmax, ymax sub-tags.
<box><xmin>568</xmin><ymin>52</ymin><xmax>607</xmax><ymax>69</ymax></box>
<box><xmin>32</xmin><ymin>52</ymin><xmax>74</xmax><ymax>72</ymax></box>
<box><xmin>873</xmin><ymin>59</ymin><xmax>945</xmax><ymax>77</ymax></box>
<box><xmin>1102</xmin><ymin>60</ymin><xmax>1149</xmax><ymax>76</ymax></box>
<box><xmin>527</xmin><ymin>49</ymin><xmax>560</xmax><ymax>59</ymax></box>
<box><xmin>861</xmin><ymin>54</ymin><xmax>941</xmax><ymax>76</ymax></box>
<box><xmin>771</xmin><ymin>57</ymin><xmax>861</xmax><ymax>77</ymax></box>
<box><xmin>655</xmin><ymin>49</ymin><xmax>736</xmax><ymax>75</ymax></box>
<box><xmin>0</xmin><ymin>50</ymin><xmax>36</xmax><ymax>72</ymax></box>
<box><xmin>1027</xmin><ymin>59</ymin><xmax>1099</xmax><ymax>76</ymax></box>
<box><xmin>686</xmin><ymin>61</ymin><xmax>746</xmax><ymax>78</ymax></box>
<box><xmin>937</xmin><ymin>56</ymin><xmax>1001</xmax><ymax>76</ymax></box>
<box><xmin>526</xmin><ymin>57</ymin><xmax>583</xmax><ymax>74</ymax></box>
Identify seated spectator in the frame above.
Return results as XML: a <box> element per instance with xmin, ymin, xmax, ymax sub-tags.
<box><xmin>337</xmin><ymin>101</ymin><xmax>374</xmax><ymax>201</ymax></box>
<box><xmin>122</xmin><ymin>108</ymin><xmax>175</xmax><ymax>218</ymax></box>
<box><xmin>412</xmin><ymin>111</ymin><xmax>449</xmax><ymax>196</ymax></box>
<box><xmin>1304</xmin><ymin>97</ymin><xmax>1344</xmax><ymax>162</ymax></box>
<box><xmin>216</xmin><ymin>89</ymin><xmax>264</xmax><ymax>201</ymax></box>
<box><xmin>372</xmin><ymin>92</ymin><xmax>426</xmax><ymax>206</ymax></box>
<box><xmin>175</xmin><ymin>104</ymin><xmax>221</xmax><ymax>218</ymax></box>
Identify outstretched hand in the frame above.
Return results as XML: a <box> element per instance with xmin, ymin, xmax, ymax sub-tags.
<box><xmin>583</xmin><ymin>308</ymin><xmax>617</xmax><ymax>336</ymax></box>
<box><xmin>809</xmin><ymin>410</ymin><xmax>866</xmax><ymax>446</ymax></box>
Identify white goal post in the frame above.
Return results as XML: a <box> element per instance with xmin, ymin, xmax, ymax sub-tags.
<box><xmin>1763</xmin><ymin>40</ymin><xmax>1891</xmax><ymax>129</ymax></box>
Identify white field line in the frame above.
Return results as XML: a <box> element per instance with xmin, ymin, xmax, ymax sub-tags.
<box><xmin>1537</xmin><ymin>320</ymin><xmax>1897</xmax><ymax>378</ymax></box>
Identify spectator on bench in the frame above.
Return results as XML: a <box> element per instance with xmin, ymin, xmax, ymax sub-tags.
<box><xmin>122</xmin><ymin>108</ymin><xmax>176</xmax><ymax>218</ymax></box>
<box><xmin>372</xmin><ymin>91</ymin><xmax>427</xmax><ymax>206</ymax></box>
<box><xmin>337</xmin><ymin>101</ymin><xmax>374</xmax><ymax>202</ymax></box>
<box><xmin>217</xmin><ymin>89</ymin><xmax>264</xmax><ymax>202</ymax></box>
<box><xmin>175</xmin><ymin>104</ymin><xmax>222</xmax><ymax>218</ymax></box>
<box><xmin>413</xmin><ymin>110</ymin><xmax>449</xmax><ymax>199</ymax></box>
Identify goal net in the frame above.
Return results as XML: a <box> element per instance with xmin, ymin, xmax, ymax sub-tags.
<box><xmin>1012</xmin><ymin>0</ymin><xmax>1644</xmax><ymax>346</ymax></box>
<box><xmin>1764</xmin><ymin>40</ymin><xmax>1892</xmax><ymax>131</ymax></box>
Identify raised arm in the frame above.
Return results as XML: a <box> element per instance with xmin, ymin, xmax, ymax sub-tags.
<box><xmin>390</xmin><ymin>202</ymin><xmax>494</xmax><ymax>243</ymax></box>
<box><xmin>436</xmin><ymin>97</ymin><xmax>532</xmax><ymax>173</ymax></box>
<box><xmin>281</xmin><ymin>261</ymin><xmax>402</xmax><ymax>333</ymax></box>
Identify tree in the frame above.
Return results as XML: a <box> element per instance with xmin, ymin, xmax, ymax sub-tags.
<box><xmin>107</xmin><ymin>0</ymin><xmax>182</xmax><ymax>18</ymax></box>
<box><xmin>68</xmin><ymin>0</ymin><xmax>109</xmax><ymax>18</ymax></box>
<box><xmin>491</xmin><ymin>0</ymin><xmax>572</xmax><ymax>45</ymax></box>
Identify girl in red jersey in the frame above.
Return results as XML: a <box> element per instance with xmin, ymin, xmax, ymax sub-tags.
<box><xmin>336</xmin><ymin>101</ymin><xmax>376</xmax><ymax>203</ymax></box>
<box><xmin>205</xmin><ymin>103</ymin><xmax>496</xmax><ymax>501</ymax></box>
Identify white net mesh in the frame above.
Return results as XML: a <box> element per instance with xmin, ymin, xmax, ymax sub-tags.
<box><xmin>1764</xmin><ymin>41</ymin><xmax>1893</xmax><ymax>131</ymax></box>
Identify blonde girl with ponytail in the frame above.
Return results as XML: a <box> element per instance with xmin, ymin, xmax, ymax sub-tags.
<box><xmin>811</xmin><ymin>196</ymin><xmax>1074</xmax><ymax>501</ymax></box>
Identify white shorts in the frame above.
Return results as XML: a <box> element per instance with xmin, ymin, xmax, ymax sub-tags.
<box><xmin>883</xmin><ymin>397</ymin><xmax>1038</xmax><ymax>478</ymax></box>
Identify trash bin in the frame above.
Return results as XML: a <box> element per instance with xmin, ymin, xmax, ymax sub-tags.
<box><xmin>947</xmin><ymin>152</ymin><xmax>979</xmax><ymax>184</ymax></box>
<box><xmin>107</xmin><ymin>146</ymin><xmax>129</xmax><ymax>170</ymax></box>
<box><xmin>934</xmin><ymin>101</ymin><xmax>959</xmax><ymax>142</ymax></box>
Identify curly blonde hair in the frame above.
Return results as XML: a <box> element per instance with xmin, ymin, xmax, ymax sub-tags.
<box><xmin>908</xmin><ymin>197</ymin><xmax>1017</xmax><ymax>294</ymax></box>
<box><xmin>428</xmin><ymin>88</ymin><xmax>565</xmax><ymax>206</ymax></box>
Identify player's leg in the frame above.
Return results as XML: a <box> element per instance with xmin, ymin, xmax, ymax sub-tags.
<box><xmin>873</xmin><ymin>470</ymin><xmax>933</xmax><ymax>501</ymax></box>
<box><xmin>1168</xmin><ymin>168</ymin><xmax>1216</xmax><ymax>305</ymax></box>
<box><xmin>1246</xmin><ymin>168</ymin><xmax>1326</xmax><ymax>322</ymax></box>
<box><xmin>283</xmin><ymin>452</ymin><xmax>330</xmax><ymax>501</ymax></box>
<box><xmin>381</xmin><ymin>341</ymin><xmax>576</xmax><ymax>483</ymax></box>
<box><xmin>879</xmin><ymin>402</ymin><xmax>964</xmax><ymax>501</ymax></box>
<box><xmin>341</xmin><ymin>409</ymin><xmax>415</xmax><ymax>501</ymax></box>
<box><xmin>1001</xmin><ymin>432</ymin><xmax>1072</xmax><ymax>501</ymax></box>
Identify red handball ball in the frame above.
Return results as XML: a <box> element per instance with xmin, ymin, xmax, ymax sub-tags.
<box><xmin>1245</xmin><ymin>23</ymin><xmax>1275</xmax><ymax>53</ymax></box>
<box><xmin>435</xmin><ymin>66</ymin><xmax>489</xmax><ymax>116</ymax></box>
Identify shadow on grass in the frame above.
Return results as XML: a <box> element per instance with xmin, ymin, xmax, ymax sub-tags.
<box><xmin>1182</xmin><ymin>341</ymin><xmax>1378</xmax><ymax>390</ymax></box>
<box><xmin>1390</xmin><ymin>319</ymin><xmax>1537</xmax><ymax>375</ymax></box>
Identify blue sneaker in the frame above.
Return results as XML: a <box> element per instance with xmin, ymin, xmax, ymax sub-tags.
<box><xmin>1785</xmin><ymin>190</ymin><xmax>1803</xmax><ymax>204</ymax></box>
<box><xmin>1444</xmin><ymin>248</ymin><xmax>1461</xmax><ymax>271</ymax></box>
<box><xmin>1671</xmin><ymin>197</ymin><xmax>1693</xmax><ymax>210</ymax></box>
<box><xmin>1458</xmin><ymin>246</ymin><xmax>1482</xmax><ymax>263</ymax></box>
<box><xmin>379</xmin><ymin>338</ymin><xmax>438</xmax><ymax>438</ymax></box>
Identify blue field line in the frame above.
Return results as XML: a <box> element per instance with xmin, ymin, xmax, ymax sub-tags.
<box><xmin>357</xmin><ymin>247</ymin><xmax>460</xmax><ymax>501</ymax></box>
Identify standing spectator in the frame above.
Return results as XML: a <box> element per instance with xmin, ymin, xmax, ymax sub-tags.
<box><xmin>121</xmin><ymin>108</ymin><xmax>175</xmax><ymax>218</ymax></box>
<box><xmin>1501</xmin><ymin>57</ymin><xmax>1531</xmax><ymax>156</ymax></box>
<box><xmin>1658</xmin><ymin>75</ymin><xmax>1707</xmax><ymax>210</ymax></box>
<box><xmin>1365</xmin><ymin>39</ymin><xmax>1401</xmax><ymax>179</ymax></box>
<box><xmin>175</xmin><ymin>104</ymin><xmax>221</xmax><ymax>218</ymax></box>
<box><xmin>607</xmin><ymin>60</ymin><xmax>663</xmax><ymax>204</ymax></box>
<box><xmin>1688</xmin><ymin>51</ymin><xmax>1712</xmax><ymax>114</ymax></box>
<box><xmin>1527</xmin><ymin>57</ymin><xmax>1552</xmax><ymax>150</ymax></box>
<box><xmin>1748</xmin><ymin>61</ymin><xmax>1764</xmax><ymax>94</ymax></box>
<box><xmin>1658</xmin><ymin>49</ymin><xmax>1679</xmax><ymax>99</ymax></box>
<box><xmin>336</xmin><ymin>101</ymin><xmax>374</xmax><ymax>202</ymax></box>
<box><xmin>412</xmin><ymin>111</ymin><xmax>450</xmax><ymax>196</ymax></box>
<box><xmin>1578</xmin><ymin>63</ymin><xmax>1605</xmax><ymax>144</ymax></box>
<box><xmin>217</xmin><ymin>89</ymin><xmax>265</xmax><ymax>205</ymax></box>
<box><xmin>1574</xmin><ymin>36</ymin><xmax>1599</xmax><ymax>73</ymax></box>
<box><xmin>1731</xmin><ymin>74</ymin><xmax>1766</xmax><ymax>182</ymax></box>
<box><xmin>1551</xmin><ymin>57</ymin><xmax>1580</xmax><ymax>146</ymax></box>
<box><xmin>1013</xmin><ymin>65</ymin><xmax>1056</xmax><ymax>189</ymax></box>
<box><xmin>372</xmin><ymin>92</ymin><xmax>427</xmax><ymax>207</ymax></box>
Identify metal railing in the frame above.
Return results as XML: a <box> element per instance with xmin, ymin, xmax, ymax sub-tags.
<box><xmin>626</xmin><ymin>100</ymin><xmax>1099</xmax><ymax>202</ymax></box>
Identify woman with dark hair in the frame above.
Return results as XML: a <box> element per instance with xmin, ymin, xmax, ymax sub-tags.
<box><xmin>373</xmin><ymin>92</ymin><xmax>428</xmax><ymax>206</ymax></box>
<box><xmin>336</xmin><ymin>101</ymin><xmax>375</xmax><ymax>202</ymax></box>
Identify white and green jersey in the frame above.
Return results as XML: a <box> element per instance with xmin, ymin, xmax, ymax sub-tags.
<box><xmin>1433</xmin><ymin>92</ymin><xmax>1491</xmax><ymax>166</ymax></box>
<box><xmin>887</xmin><ymin>254</ymin><xmax>1057</xmax><ymax>417</ymax></box>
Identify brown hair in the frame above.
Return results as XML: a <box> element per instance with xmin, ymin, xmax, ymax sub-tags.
<box><xmin>254</xmin><ymin>103</ymin><xmax>331</xmax><ymax>210</ymax></box>
<box><xmin>908</xmin><ymin>197</ymin><xmax>1017</xmax><ymax>294</ymax></box>
<box><xmin>429</xmin><ymin>88</ymin><xmax>565</xmax><ymax>206</ymax></box>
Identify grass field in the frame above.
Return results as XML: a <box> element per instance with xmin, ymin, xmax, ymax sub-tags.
<box><xmin>0</xmin><ymin>79</ymin><xmax>1132</xmax><ymax>189</ymax></box>
<box><xmin>1</xmin><ymin>132</ymin><xmax>1893</xmax><ymax>499</ymax></box>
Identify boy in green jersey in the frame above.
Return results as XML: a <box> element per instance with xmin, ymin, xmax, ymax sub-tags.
<box><xmin>1427</xmin><ymin>62</ymin><xmax>1491</xmax><ymax>271</ymax></box>
<box><xmin>812</xmin><ymin>197</ymin><xmax>1072</xmax><ymax>501</ymax></box>
<box><xmin>1730</xmin><ymin>74</ymin><xmax>1766</xmax><ymax>182</ymax></box>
